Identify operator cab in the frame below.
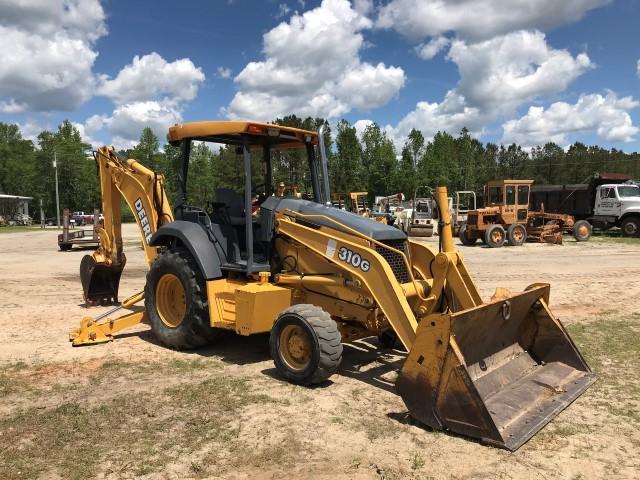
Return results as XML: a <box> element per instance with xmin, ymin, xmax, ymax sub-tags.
<box><xmin>168</xmin><ymin>121</ymin><xmax>330</xmax><ymax>276</ymax></box>
<box><xmin>484</xmin><ymin>179</ymin><xmax>532</xmax><ymax>222</ymax></box>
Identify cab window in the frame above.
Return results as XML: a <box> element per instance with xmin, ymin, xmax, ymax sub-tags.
<box><xmin>600</xmin><ymin>187</ymin><xmax>616</xmax><ymax>199</ymax></box>
<box><xmin>506</xmin><ymin>186</ymin><xmax>516</xmax><ymax>205</ymax></box>
<box><xmin>488</xmin><ymin>186</ymin><xmax>503</xmax><ymax>204</ymax></box>
<box><xmin>518</xmin><ymin>185</ymin><xmax>529</xmax><ymax>205</ymax></box>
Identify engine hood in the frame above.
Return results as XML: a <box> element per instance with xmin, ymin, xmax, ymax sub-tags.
<box><xmin>263</xmin><ymin>197</ymin><xmax>407</xmax><ymax>242</ymax></box>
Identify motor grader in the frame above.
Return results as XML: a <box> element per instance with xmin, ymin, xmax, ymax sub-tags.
<box><xmin>71</xmin><ymin>121</ymin><xmax>594</xmax><ymax>450</ymax></box>
<box><xmin>459</xmin><ymin>179</ymin><xmax>592</xmax><ymax>248</ymax></box>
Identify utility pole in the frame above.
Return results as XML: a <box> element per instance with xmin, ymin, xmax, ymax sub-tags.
<box><xmin>53</xmin><ymin>150</ymin><xmax>60</xmax><ymax>229</ymax></box>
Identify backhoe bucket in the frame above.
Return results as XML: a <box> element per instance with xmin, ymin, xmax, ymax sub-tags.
<box><xmin>397</xmin><ymin>284</ymin><xmax>595</xmax><ymax>450</ymax></box>
<box><xmin>80</xmin><ymin>253</ymin><xmax>126</xmax><ymax>306</ymax></box>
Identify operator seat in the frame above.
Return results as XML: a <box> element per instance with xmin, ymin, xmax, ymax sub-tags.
<box><xmin>215</xmin><ymin>188</ymin><xmax>245</xmax><ymax>226</ymax></box>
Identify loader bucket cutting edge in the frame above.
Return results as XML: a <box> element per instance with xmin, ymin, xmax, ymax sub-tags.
<box><xmin>397</xmin><ymin>284</ymin><xmax>595</xmax><ymax>450</ymax></box>
<box><xmin>80</xmin><ymin>253</ymin><xmax>126</xmax><ymax>306</ymax></box>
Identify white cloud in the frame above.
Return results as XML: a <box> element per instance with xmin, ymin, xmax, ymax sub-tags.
<box><xmin>354</xmin><ymin>119</ymin><xmax>374</xmax><ymax>138</ymax></box>
<box><xmin>383</xmin><ymin>30</ymin><xmax>591</xmax><ymax>149</ymax></box>
<box><xmin>0</xmin><ymin>0</ymin><xmax>106</xmax><ymax>112</ymax></box>
<box><xmin>83</xmin><ymin>101</ymin><xmax>183</xmax><ymax>149</ymax></box>
<box><xmin>415</xmin><ymin>36</ymin><xmax>450</xmax><ymax>60</ymax></box>
<box><xmin>78</xmin><ymin>51</ymin><xmax>206</xmax><ymax>146</ymax></box>
<box><xmin>217</xmin><ymin>66</ymin><xmax>232</xmax><ymax>79</ymax></box>
<box><xmin>17</xmin><ymin>121</ymin><xmax>46</xmax><ymax>143</ymax></box>
<box><xmin>502</xmin><ymin>92</ymin><xmax>640</xmax><ymax>147</ymax></box>
<box><xmin>637</xmin><ymin>59</ymin><xmax>640</xmax><ymax>78</ymax></box>
<box><xmin>449</xmin><ymin>30</ymin><xmax>592</xmax><ymax>112</ymax></box>
<box><xmin>275</xmin><ymin>3</ymin><xmax>291</xmax><ymax>18</ymax></box>
<box><xmin>226</xmin><ymin>0</ymin><xmax>405</xmax><ymax>120</ymax></box>
<box><xmin>376</xmin><ymin>0</ymin><xmax>609</xmax><ymax>42</ymax></box>
<box><xmin>383</xmin><ymin>91</ymin><xmax>486</xmax><ymax>149</ymax></box>
<box><xmin>98</xmin><ymin>53</ymin><xmax>205</xmax><ymax>106</ymax></box>
<box><xmin>353</xmin><ymin>0</ymin><xmax>374</xmax><ymax>16</ymax></box>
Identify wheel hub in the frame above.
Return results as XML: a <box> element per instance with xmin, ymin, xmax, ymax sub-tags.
<box><xmin>155</xmin><ymin>273</ymin><xmax>186</xmax><ymax>328</ymax></box>
<box><xmin>280</xmin><ymin>324</ymin><xmax>312</xmax><ymax>371</ymax></box>
<box><xmin>578</xmin><ymin>225</ymin><xmax>589</xmax><ymax>237</ymax></box>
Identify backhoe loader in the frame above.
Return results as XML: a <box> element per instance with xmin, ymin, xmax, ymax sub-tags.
<box><xmin>70</xmin><ymin>121</ymin><xmax>594</xmax><ymax>450</ymax></box>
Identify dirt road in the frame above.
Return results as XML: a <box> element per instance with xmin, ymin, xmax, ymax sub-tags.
<box><xmin>1</xmin><ymin>225</ymin><xmax>639</xmax><ymax>479</ymax></box>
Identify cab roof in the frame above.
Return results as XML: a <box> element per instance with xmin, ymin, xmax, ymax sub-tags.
<box><xmin>486</xmin><ymin>179</ymin><xmax>534</xmax><ymax>187</ymax></box>
<box><xmin>168</xmin><ymin>121</ymin><xmax>318</xmax><ymax>148</ymax></box>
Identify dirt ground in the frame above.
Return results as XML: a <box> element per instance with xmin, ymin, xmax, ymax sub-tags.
<box><xmin>1</xmin><ymin>225</ymin><xmax>639</xmax><ymax>479</ymax></box>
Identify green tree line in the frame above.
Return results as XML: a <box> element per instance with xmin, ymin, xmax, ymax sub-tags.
<box><xmin>1</xmin><ymin>118</ymin><xmax>639</xmax><ymax>219</ymax></box>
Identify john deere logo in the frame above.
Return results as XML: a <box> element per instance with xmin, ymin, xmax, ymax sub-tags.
<box><xmin>134</xmin><ymin>198</ymin><xmax>152</xmax><ymax>245</ymax></box>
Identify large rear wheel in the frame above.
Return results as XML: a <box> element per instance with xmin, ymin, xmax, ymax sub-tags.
<box><xmin>507</xmin><ymin>224</ymin><xmax>527</xmax><ymax>246</ymax></box>
<box><xmin>485</xmin><ymin>224</ymin><xmax>506</xmax><ymax>248</ymax></box>
<box><xmin>270</xmin><ymin>304</ymin><xmax>342</xmax><ymax>385</ymax></box>
<box><xmin>621</xmin><ymin>217</ymin><xmax>640</xmax><ymax>237</ymax></box>
<box><xmin>145</xmin><ymin>250</ymin><xmax>219</xmax><ymax>349</ymax></box>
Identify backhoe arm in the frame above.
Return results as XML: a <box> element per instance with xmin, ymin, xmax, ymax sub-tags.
<box><xmin>80</xmin><ymin>146</ymin><xmax>173</xmax><ymax>305</ymax></box>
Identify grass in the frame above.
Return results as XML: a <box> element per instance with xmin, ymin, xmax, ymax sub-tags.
<box><xmin>0</xmin><ymin>226</ymin><xmax>45</xmax><ymax>233</ymax></box>
<box><xmin>588</xmin><ymin>233</ymin><xmax>640</xmax><ymax>244</ymax></box>
<box><xmin>0</xmin><ymin>366</ymin><xmax>278</xmax><ymax>480</ymax></box>
<box><xmin>567</xmin><ymin>314</ymin><xmax>640</xmax><ymax>425</ymax></box>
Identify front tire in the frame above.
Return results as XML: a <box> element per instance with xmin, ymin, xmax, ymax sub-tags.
<box><xmin>485</xmin><ymin>224</ymin><xmax>506</xmax><ymax>248</ymax></box>
<box><xmin>573</xmin><ymin>220</ymin><xmax>592</xmax><ymax>241</ymax></box>
<box><xmin>459</xmin><ymin>224</ymin><xmax>477</xmax><ymax>246</ymax></box>
<box><xmin>145</xmin><ymin>250</ymin><xmax>219</xmax><ymax>349</ymax></box>
<box><xmin>621</xmin><ymin>217</ymin><xmax>640</xmax><ymax>237</ymax></box>
<box><xmin>270</xmin><ymin>304</ymin><xmax>342</xmax><ymax>385</ymax></box>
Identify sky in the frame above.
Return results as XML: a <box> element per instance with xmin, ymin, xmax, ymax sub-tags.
<box><xmin>0</xmin><ymin>0</ymin><xmax>639</xmax><ymax>152</ymax></box>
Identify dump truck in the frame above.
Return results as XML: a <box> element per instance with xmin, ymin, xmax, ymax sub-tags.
<box><xmin>460</xmin><ymin>179</ymin><xmax>591</xmax><ymax>247</ymax></box>
<box><xmin>70</xmin><ymin>121</ymin><xmax>594</xmax><ymax>450</ymax></box>
<box><xmin>531</xmin><ymin>173</ymin><xmax>640</xmax><ymax>237</ymax></box>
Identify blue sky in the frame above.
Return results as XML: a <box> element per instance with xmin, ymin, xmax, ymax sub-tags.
<box><xmin>1</xmin><ymin>0</ymin><xmax>638</xmax><ymax>151</ymax></box>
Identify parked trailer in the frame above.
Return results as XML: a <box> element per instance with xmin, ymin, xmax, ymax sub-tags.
<box><xmin>58</xmin><ymin>208</ymin><xmax>101</xmax><ymax>251</ymax></box>
<box><xmin>530</xmin><ymin>173</ymin><xmax>640</xmax><ymax>237</ymax></box>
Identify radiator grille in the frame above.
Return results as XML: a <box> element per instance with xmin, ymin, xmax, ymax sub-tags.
<box><xmin>375</xmin><ymin>240</ymin><xmax>410</xmax><ymax>284</ymax></box>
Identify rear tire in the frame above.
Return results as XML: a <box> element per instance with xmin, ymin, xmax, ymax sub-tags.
<box><xmin>145</xmin><ymin>249</ymin><xmax>219</xmax><ymax>349</ymax></box>
<box><xmin>459</xmin><ymin>224</ymin><xmax>477</xmax><ymax>246</ymax></box>
<box><xmin>621</xmin><ymin>217</ymin><xmax>640</xmax><ymax>237</ymax></box>
<box><xmin>270</xmin><ymin>304</ymin><xmax>342</xmax><ymax>385</ymax></box>
<box><xmin>507</xmin><ymin>224</ymin><xmax>527</xmax><ymax>246</ymax></box>
<box><xmin>485</xmin><ymin>224</ymin><xmax>506</xmax><ymax>248</ymax></box>
<box><xmin>59</xmin><ymin>243</ymin><xmax>72</xmax><ymax>251</ymax></box>
<box><xmin>573</xmin><ymin>220</ymin><xmax>592</xmax><ymax>241</ymax></box>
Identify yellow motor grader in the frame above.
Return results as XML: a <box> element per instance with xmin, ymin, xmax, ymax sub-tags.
<box><xmin>71</xmin><ymin>121</ymin><xmax>594</xmax><ymax>450</ymax></box>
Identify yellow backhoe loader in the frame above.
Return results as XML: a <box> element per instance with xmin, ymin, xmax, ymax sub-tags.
<box><xmin>70</xmin><ymin>121</ymin><xmax>594</xmax><ymax>450</ymax></box>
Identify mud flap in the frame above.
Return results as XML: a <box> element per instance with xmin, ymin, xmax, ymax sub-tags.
<box><xmin>80</xmin><ymin>253</ymin><xmax>126</xmax><ymax>306</ymax></box>
<box><xmin>397</xmin><ymin>284</ymin><xmax>595</xmax><ymax>450</ymax></box>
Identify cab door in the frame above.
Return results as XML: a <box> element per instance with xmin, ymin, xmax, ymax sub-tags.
<box><xmin>595</xmin><ymin>186</ymin><xmax>621</xmax><ymax>217</ymax></box>
<box><xmin>516</xmin><ymin>185</ymin><xmax>530</xmax><ymax>222</ymax></box>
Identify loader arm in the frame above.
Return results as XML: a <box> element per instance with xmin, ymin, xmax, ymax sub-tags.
<box><xmin>80</xmin><ymin>146</ymin><xmax>173</xmax><ymax>305</ymax></box>
<box><xmin>277</xmin><ymin>187</ymin><xmax>594</xmax><ymax>450</ymax></box>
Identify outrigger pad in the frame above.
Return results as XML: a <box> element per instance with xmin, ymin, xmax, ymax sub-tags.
<box><xmin>397</xmin><ymin>284</ymin><xmax>595</xmax><ymax>450</ymax></box>
<box><xmin>80</xmin><ymin>253</ymin><xmax>126</xmax><ymax>306</ymax></box>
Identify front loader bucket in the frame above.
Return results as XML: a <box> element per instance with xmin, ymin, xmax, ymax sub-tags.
<box><xmin>397</xmin><ymin>284</ymin><xmax>595</xmax><ymax>450</ymax></box>
<box><xmin>80</xmin><ymin>253</ymin><xmax>126</xmax><ymax>306</ymax></box>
